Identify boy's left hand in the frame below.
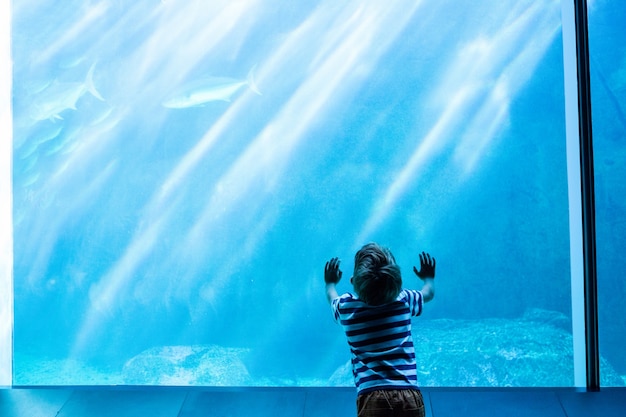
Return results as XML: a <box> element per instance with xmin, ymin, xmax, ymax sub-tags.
<box><xmin>413</xmin><ymin>251</ymin><xmax>436</xmax><ymax>280</ymax></box>
<box><xmin>325</xmin><ymin>257</ymin><xmax>343</xmax><ymax>284</ymax></box>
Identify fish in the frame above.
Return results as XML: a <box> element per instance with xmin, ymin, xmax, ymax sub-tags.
<box><xmin>18</xmin><ymin>123</ymin><xmax>64</xmax><ymax>159</ymax></box>
<box><xmin>29</xmin><ymin>63</ymin><xmax>104</xmax><ymax>121</ymax></box>
<box><xmin>20</xmin><ymin>172</ymin><xmax>40</xmax><ymax>187</ymax></box>
<box><xmin>162</xmin><ymin>66</ymin><xmax>261</xmax><ymax>109</ymax></box>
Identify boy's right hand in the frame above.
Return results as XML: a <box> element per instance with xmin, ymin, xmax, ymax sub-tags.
<box><xmin>413</xmin><ymin>252</ymin><xmax>436</xmax><ymax>280</ymax></box>
<box><xmin>325</xmin><ymin>257</ymin><xmax>343</xmax><ymax>284</ymax></box>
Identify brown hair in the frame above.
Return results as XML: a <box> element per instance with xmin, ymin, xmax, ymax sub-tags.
<box><xmin>352</xmin><ymin>243</ymin><xmax>402</xmax><ymax>306</ymax></box>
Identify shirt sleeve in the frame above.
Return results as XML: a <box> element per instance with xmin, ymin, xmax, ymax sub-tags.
<box><xmin>330</xmin><ymin>296</ymin><xmax>341</xmax><ymax>323</ymax></box>
<box><xmin>402</xmin><ymin>289</ymin><xmax>423</xmax><ymax>317</ymax></box>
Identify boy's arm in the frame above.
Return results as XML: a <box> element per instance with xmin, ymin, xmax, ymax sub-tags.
<box><xmin>326</xmin><ymin>283</ymin><xmax>339</xmax><ymax>304</ymax></box>
<box><xmin>324</xmin><ymin>257</ymin><xmax>342</xmax><ymax>304</ymax></box>
<box><xmin>413</xmin><ymin>251</ymin><xmax>436</xmax><ymax>303</ymax></box>
<box><xmin>420</xmin><ymin>278</ymin><xmax>435</xmax><ymax>303</ymax></box>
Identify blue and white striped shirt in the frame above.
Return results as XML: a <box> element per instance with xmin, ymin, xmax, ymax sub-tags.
<box><xmin>331</xmin><ymin>289</ymin><xmax>423</xmax><ymax>394</ymax></box>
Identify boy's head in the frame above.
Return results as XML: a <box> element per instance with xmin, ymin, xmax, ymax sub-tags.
<box><xmin>351</xmin><ymin>242</ymin><xmax>402</xmax><ymax>306</ymax></box>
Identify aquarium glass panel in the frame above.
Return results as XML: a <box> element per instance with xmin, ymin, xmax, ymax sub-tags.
<box><xmin>588</xmin><ymin>0</ymin><xmax>626</xmax><ymax>387</ymax></box>
<box><xmin>1</xmin><ymin>0</ymin><xmax>13</xmax><ymax>387</ymax></box>
<box><xmin>12</xmin><ymin>0</ymin><xmax>576</xmax><ymax>386</ymax></box>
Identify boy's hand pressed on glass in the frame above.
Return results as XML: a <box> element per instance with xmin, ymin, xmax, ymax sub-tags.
<box><xmin>413</xmin><ymin>251</ymin><xmax>435</xmax><ymax>302</ymax></box>
<box><xmin>325</xmin><ymin>257</ymin><xmax>342</xmax><ymax>284</ymax></box>
<box><xmin>325</xmin><ymin>257</ymin><xmax>342</xmax><ymax>302</ymax></box>
<box><xmin>413</xmin><ymin>251</ymin><xmax>435</xmax><ymax>279</ymax></box>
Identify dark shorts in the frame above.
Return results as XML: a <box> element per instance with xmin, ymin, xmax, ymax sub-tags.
<box><xmin>356</xmin><ymin>389</ymin><xmax>425</xmax><ymax>417</ymax></box>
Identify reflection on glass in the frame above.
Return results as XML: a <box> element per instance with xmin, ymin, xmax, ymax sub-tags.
<box><xmin>588</xmin><ymin>0</ymin><xmax>626</xmax><ymax>387</ymax></box>
<box><xmin>10</xmin><ymin>0</ymin><xmax>609</xmax><ymax>386</ymax></box>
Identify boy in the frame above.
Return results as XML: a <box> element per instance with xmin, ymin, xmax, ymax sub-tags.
<box><xmin>325</xmin><ymin>243</ymin><xmax>435</xmax><ymax>417</ymax></box>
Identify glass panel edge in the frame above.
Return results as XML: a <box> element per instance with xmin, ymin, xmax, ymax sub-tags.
<box><xmin>561</xmin><ymin>0</ymin><xmax>586</xmax><ymax>389</ymax></box>
<box><xmin>0</xmin><ymin>0</ymin><xmax>13</xmax><ymax>388</ymax></box>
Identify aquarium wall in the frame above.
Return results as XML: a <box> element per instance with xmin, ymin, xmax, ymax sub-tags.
<box><xmin>588</xmin><ymin>0</ymin><xmax>626</xmax><ymax>387</ymax></box>
<box><xmin>4</xmin><ymin>0</ymin><xmax>624</xmax><ymax>387</ymax></box>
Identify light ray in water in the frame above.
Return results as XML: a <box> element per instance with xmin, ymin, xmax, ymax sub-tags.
<box><xmin>74</xmin><ymin>202</ymin><xmax>177</xmax><ymax>354</ymax></box>
<box><xmin>70</xmin><ymin>0</ymin><xmax>425</xmax><ymax>355</ymax></box>
<box><xmin>356</xmin><ymin>1</ymin><xmax>562</xmax><ymax>242</ymax></box>
<box><xmin>71</xmin><ymin>11</ymin><xmax>290</xmax><ymax>328</ymax></box>
<box><xmin>33</xmin><ymin>2</ymin><xmax>110</xmax><ymax>66</ymax></box>
<box><xmin>69</xmin><ymin>0</ymin><xmax>265</xmax><ymax>354</ymax></box>
<box><xmin>20</xmin><ymin>155</ymin><xmax>119</xmax><ymax>287</ymax></box>
<box><xmin>181</xmin><ymin>0</ymin><xmax>425</xmax><ymax>251</ymax></box>
<box><xmin>123</xmin><ymin>0</ymin><xmax>260</xmax><ymax>108</ymax></box>
<box><xmin>355</xmin><ymin>85</ymin><xmax>472</xmax><ymax>245</ymax></box>
<box><xmin>453</xmin><ymin>2</ymin><xmax>562</xmax><ymax>173</ymax></box>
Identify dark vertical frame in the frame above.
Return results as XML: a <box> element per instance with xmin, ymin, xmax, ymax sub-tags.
<box><xmin>573</xmin><ymin>0</ymin><xmax>599</xmax><ymax>391</ymax></box>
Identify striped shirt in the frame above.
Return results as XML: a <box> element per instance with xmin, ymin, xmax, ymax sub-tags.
<box><xmin>331</xmin><ymin>289</ymin><xmax>423</xmax><ymax>394</ymax></box>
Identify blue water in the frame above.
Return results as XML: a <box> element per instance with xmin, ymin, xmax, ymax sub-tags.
<box><xmin>9</xmin><ymin>0</ymin><xmax>626</xmax><ymax>386</ymax></box>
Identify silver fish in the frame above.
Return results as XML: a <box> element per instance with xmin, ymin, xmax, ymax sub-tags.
<box><xmin>29</xmin><ymin>63</ymin><xmax>104</xmax><ymax>121</ymax></box>
<box><xmin>162</xmin><ymin>66</ymin><xmax>261</xmax><ymax>108</ymax></box>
